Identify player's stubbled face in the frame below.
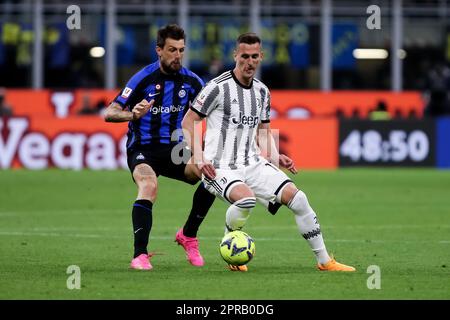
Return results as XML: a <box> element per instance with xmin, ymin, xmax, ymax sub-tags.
<box><xmin>158</xmin><ymin>38</ymin><xmax>185</xmax><ymax>73</ymax></box>
<box><xmin>234</xmin><ymin>43</ymin><xmax>262</xmax><ymax>80</ymax></box>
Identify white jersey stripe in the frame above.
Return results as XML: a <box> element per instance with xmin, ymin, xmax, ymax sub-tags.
<box><xmin>230</xmin><ymin>83</ymin><xmax>246</xmax><ymax>169</ymax></box>
<box><xmin>245</xmin><ymin>88</ymin><xmax>258</xmax><ymax>166</ymax></box>
<box><xmin>212</xmin><ymin>82</ymin><xmax>231</xmax><ymax>167</ymax></box>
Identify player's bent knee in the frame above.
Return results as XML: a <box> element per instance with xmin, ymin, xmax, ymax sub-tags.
<box><xmin>184</xmin><ymin>163</ymin><xmax>201</xmax><ymax>182</ymax></box>
<box><xmin>226</xmin><ymin>197</ymin><xmax>256</xmax><ymax>231</ymax></box>
<box><xmin>279</xmin><ymin>182</ymin><xmax>299</xmax><ymax>205</ymax></box>
<box><xmin>233</xmin><ymin>197</ymin><xmax>257</xmax><ymax>210</ymax></box>
<box><xmin>287</xmin><ymin>190</ymin><xmax>312</xmax><ymax>215</ymax></box>
<box><xmin>228</xmin><ymin>184</ymin><xmax>255</xmax><ymax>203</ymax></box>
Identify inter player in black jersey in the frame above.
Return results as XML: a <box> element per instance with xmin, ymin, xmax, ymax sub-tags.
<box><xmin>104</xmin><ymin>24</ymin><xmax>215</xmax><ymax>270</ymax></box>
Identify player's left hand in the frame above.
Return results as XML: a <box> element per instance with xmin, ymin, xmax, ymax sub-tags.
<box><xmin>279</xmin><ymin>154</ymin><xmax>298</xmax><ymax>174</ymax></box>
<box><xmin>132</xmin><ymin>99</ymin><xmax>153</xmax><ymax>120</ymax></box>
<box><xmin>197</xmin><ymin>160</ymin><xmax>216</xmax><ymax>179</ymax></box>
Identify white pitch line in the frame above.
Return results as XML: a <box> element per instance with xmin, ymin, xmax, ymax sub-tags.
<box><xmin>0</xmin><ymin>231</ymin><xmax>448</xmax><ymax>244</ymax></box>
<box><xmin>2</xmin><ymin>224</ymin><xmax>450</xmax><ymax>233</ymax></box>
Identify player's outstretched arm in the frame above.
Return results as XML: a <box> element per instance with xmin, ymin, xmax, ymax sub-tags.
<box><xmin>104</xmin><ymin>100</ymin><xmax>153</xmax><ymax>122</ymax></box>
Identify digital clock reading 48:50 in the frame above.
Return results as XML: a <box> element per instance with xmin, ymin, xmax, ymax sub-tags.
<box><xmin>338</xmin><ymin>120</ymin><xmax>435</xmax><ymax>167</ymax></box>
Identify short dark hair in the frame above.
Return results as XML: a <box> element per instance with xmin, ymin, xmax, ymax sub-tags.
<box><xmin>236</xmin><ymin>33</ymin><xmax>261</xmax><ymax>46</ymax></box>
<box><xmin>157</xmin><ymin>24</ymin><xmax>185</xmax><ymax>48</ymax></box>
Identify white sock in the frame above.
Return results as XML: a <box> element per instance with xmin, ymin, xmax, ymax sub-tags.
<box><xmin>287</xmin><ymin>190</ymin><xmax>331</xmax><ymax>265</ymax></box>
<box><xmin>224</xmin><ymin>197</ymin><xmax>256</xmax><ymax>234</ymax></box>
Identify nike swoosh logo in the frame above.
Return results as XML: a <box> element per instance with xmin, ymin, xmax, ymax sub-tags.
<box><xmin>134</xmin><ymin>228</ymin><xmax>143</xmax><ymax>234</ymax></box>
<box><xmin>148</xmin><ymin>92</ymin><xmax>160</xmax><ymax>98</ymax></box>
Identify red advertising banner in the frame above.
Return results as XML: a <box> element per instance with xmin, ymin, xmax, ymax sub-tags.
<box><xmin>0</xmin><ymin>116</ymin><xmax>338</xmax><ymax>170</ymax></box>
<box><xmin>270</xmin><ymin>90</ymin><xmax>425</xmax><ymax>118</ymax></box>
<box><xmin>1</xmin><ymin>116</ymin><xmax>127</xmax><ymax>170</ymax></box>
<box><xmin>271</xmin><ymin>119</ymin><xmax>338</xmax><ymax>169</ymax></box>
<box><xmin>1</xmin><ymin>89</ymin><xmax>424</xmax><ymax>170</ymax></box>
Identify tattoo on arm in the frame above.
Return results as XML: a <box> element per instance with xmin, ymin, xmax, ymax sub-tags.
<box><xmin>104</xmin><ymin>102</ymin><xmax>133</xmax><ymax>122</ymax></box>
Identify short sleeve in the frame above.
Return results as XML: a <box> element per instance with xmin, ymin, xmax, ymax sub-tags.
<box><xmin>190</xmin><ymin>82</ymin><xmax>220</xmax><ymax>118</ymax></box>
<box><xmin>113</xmin><ymin>70</ymin><xmax>147</xmax><ymax>110</ymax></box>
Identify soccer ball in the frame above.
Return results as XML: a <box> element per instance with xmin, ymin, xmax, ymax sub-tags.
<box><xmin>219</xmin><ymin>230</ymin><xmax>255</xmax><ymax>266</ymax></box>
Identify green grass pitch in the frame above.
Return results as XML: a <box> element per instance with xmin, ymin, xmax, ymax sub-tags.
<box><xmin>0</xmin><ymin>168</ymin><xmax>449</xmax><ymax>300</ymax></box>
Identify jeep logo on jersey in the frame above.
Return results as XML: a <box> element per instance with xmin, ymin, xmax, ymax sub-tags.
<box><xmin>231</xmin><ymin>112</ymin><xmax>259</xmax><ymax>128</ymax></box>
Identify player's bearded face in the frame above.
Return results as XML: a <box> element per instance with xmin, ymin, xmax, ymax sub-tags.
<box><xmin>157</xmin><ymin>38</ymin><xmax>185</xmax><ymax>73</ymax></box>
<box><xmin>234</xmin><ymin>43</ymin><xmax>263</xmax><ymax>79</ymax></box>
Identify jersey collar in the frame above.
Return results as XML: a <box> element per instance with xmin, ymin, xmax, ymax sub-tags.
<box><xmin>231</xmin><ymin>70</ymin><xmax>253</xmax><ymax>89</ymax></box>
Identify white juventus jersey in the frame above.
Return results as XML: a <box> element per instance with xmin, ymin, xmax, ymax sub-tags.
<box><xmin>190</xmin><ymin>70</ymin><xmax>271</xmax><ymax>169</ymax></box>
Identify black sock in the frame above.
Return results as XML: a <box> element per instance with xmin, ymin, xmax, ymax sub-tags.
<box><xmin>132</xmin><ymin>199</ymin><xmax>153</xmax><ymax>258</ymax></box>
<box><xmin>183</xmin><ymin>183</ymin><xmax>216</xmax><ymax>238</ymax></box>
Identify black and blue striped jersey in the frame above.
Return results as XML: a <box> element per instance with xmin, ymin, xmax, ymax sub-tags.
<box><xmin>113</xmin><ymin>61</ymin><xmax>204</xmax><ymax>149</ymax></box>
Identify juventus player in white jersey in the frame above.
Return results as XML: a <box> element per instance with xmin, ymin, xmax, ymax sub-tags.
<box><xmin>182</xmin><ymin>33</ymin><xmax>355</xmax><ymax>272</ymax></box>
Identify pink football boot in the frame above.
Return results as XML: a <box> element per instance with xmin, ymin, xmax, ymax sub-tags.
<box><xmin>175</xmin><ymin>228</ymin><xmax>204</xmax><ymax>267</ymax></box>
<box><xmin>130</xmin><ymin>253</ymin><xmax>153</xmax><ymax>270</ymax></box>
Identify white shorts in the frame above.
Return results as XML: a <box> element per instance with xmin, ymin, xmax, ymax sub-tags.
<box><xmin>203</xmin><ymin>157</ymin><xmax>293</xmax><ymax>210</ymax></box>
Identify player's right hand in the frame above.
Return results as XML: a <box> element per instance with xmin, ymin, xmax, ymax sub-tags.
<box><xmin>280</xmin><ymin>154</ymin><xmax>298</xmax><ymax>174</ymax></box>
<box><xmin>132</xmin><ymin>99</ymin><xmax>154</xmax><ymax>120</ymax></box>
<box><xmin>197</xmin><ymin>160</ymin><xmax>216</xmax><ymax>179</ymax></box>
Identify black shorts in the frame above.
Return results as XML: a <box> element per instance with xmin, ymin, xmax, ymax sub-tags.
<box><xmin>127</xmin><ymin>142</ymin><xmax>195</xmax><ymax>184</ymax></box>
